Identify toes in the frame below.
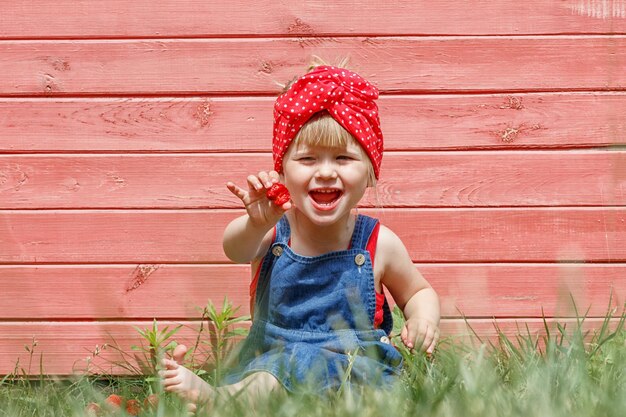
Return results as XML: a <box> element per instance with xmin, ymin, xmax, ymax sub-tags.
<box><xmin>173</xmin><ymin>344</ymin><xmax>188</xmax><ymax>365</ymax></box>
<box><xmin>162</xmin><ymin>358</ymin><xmax>179</xmax><ymax>370</ymax></box>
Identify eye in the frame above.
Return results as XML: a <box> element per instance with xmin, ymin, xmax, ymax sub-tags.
<box><xmin>337</xmin><ymin>155</ymin><xmax>355</xmax><ymax>161</ymax></box>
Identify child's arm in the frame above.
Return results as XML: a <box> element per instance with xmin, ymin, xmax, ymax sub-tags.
<box><xmin>378</xmin><ymin>226</ymin><xmax>440</xmax><ymax>353</ymax></box>
<box><xmin>223</xmin><ymin>171</ymin><xmax>291</xmax><ymax>263</ymax></box>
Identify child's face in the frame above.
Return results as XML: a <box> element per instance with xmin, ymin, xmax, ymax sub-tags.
<box><xmin>282</xmin><ymin>140</ymin><xmax>369</xmax><ymax>226</ymax></box>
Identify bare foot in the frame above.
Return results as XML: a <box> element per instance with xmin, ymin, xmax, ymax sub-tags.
<box><xmin>172</xmin><ymin>343</ymin><xmax>187</xmax><ymax>364</ymax></box>
<box><xmin>161</xmin><ymin>344</ymin><xmax>214</xmax><ymax>409</ymax></box>
<box><xmin>161</xmin><ymin>344</ymin><xmax>282</xmax><ymax>415</ymax></box>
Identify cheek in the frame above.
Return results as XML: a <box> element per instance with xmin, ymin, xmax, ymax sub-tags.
<box><xmin>280</xmin><ymin>168</ymin><xmax>304</xmax><ymax>195</ymax></box>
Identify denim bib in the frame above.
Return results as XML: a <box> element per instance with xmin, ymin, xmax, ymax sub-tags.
<box><xmin>222</xmin><ymin>214</ymin><xmax>403</xmax><ymax>392</ymax></box>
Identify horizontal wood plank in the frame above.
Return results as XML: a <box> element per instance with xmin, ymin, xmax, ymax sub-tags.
<box><xmin>2</xmin><ymin>1</ymin><xmax>626</xmax><ymax>38</ymax></box>
<box><xmin>1</xmin><ymin>151</ymin><xmax>625</xmax><ymax>209</ymax></box>
<box><xmin>1</xmin><ymin>318</ymin><xmax>622</xmax><ymax>375</ymax></box>
<box><xmin>1</xmin><ymin>93</ymin><xmax>625</xmax><ymax>152</ymax></box>
<box><xmin>1</xmin><ymin>209</ymin><xmax>625</xmax><ymax>263</ymax></box>
<box><xmin>0</xmin><ymin>264</ymin><xmax>623</xmax><ymax>319</ymax></box>
<box><xmin>1</xmin><ymin>37</ymin><xmax>625</xmax><ymax>95</ymax></box>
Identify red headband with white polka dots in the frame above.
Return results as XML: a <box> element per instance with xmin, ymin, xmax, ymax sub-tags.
<box><xmin>272</xmin><ymin>65</ymin><xmax>383</xmax><ymax>179</ymax></box>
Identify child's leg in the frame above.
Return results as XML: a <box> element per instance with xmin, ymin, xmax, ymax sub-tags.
<box><xmin>221</xmin><ymin>370</ymin><xmax>283</xmax><ymax>398</ymax></box>
<box><xmin>161</xmin><ymin>345</ymin><xmax>283</xmax><ymax>407</ymax></box>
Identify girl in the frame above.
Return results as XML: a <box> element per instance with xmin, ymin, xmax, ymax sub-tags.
<box><xmin>161</xmin><ymin>61</ymin><xmax>440</xmax><ymax>406</ymax></box>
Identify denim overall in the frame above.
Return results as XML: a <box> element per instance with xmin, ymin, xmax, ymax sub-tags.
<box><xmin>222</xmin><ymin>214</ymin><xmax>403</xmax><ymax>392</ymax></box>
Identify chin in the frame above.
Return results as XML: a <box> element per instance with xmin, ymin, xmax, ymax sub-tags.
<box><xmin>299</xmin><ymin>198</ymin><xmax>351</xmax><ymax>225</ymax></box>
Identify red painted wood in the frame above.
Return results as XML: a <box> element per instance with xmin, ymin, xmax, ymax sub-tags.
<box><xmin>1</xmin><ymin>209</ymin><xmax>625</xmax><ymax>263</ymax></box>
<box><xmin>2</xmin><ymin>1</ymin><xmax>625</xmax><ymax>377</ymax></box>
<box><xmin>2</xmin><ymin>1</ymin><xmax>625</xmax><ymax>38</ymax></box>
<box><xmin>1</xmin><ymin>151</ymin><xmax>624</xmax><ymax>209</ymax></box>
<box><xmin>0</xmin><ymin>264</ymin><xmax>623</xmax><ymax>319</ymax></box>
<box><xmin>1</xmin><ymin>318</ymin><xmax>621</xmax><ymax>375</ymax></box>
<box><xmin>2</xmin><ymin>94</ymin><xmax>625</xmax><ymax>152</ymax></box>
<box><xmin>1</xmin><ymin>37</ymin><xmax>625</xmax><ymax>95</ymax></box>
<box><xmin>0</xmin><ymin>265</ymin><xmax>250</xmax><ymax>320</ymax></box>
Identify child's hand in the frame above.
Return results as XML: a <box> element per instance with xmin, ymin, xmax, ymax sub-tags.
<box><xmin>226</xmin><ymin>170</ymin><xmax>292</xmax><ymax>226</ymax></box>
<box><xmin>400</xmin><ymin>317</ymin><xmax>439</xmax><ymax>355</ymax></box>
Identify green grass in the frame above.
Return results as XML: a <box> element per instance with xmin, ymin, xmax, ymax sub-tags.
<box><xmin>1</xmin><ymin>304</ymin><xmax>624</xmax><ymax>417</ymax></box>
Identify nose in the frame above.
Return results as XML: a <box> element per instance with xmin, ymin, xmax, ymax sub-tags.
<box><xmin>315</xmin><ymin>160</ymin><xmax>337</xmax><ymax>180</ymax></box>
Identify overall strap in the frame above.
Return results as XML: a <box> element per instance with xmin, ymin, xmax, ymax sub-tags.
<box><xmin>274</xmin><ymin>216</ymin><xmax>291</xmax><ymax>244</ymax></box>
<box><xmin>349</xmin><ymin>215</ymin><xmax>379</xmax><ymax>250</ymax></box>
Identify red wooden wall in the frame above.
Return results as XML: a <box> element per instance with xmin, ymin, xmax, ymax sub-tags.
<box><xmin>1</xmin><ymin>1</ymin><xmax>625</xmax><ymax>375</ymax></box>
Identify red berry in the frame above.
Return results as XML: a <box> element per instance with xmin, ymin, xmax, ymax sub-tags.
<box><xmin>126</xmin><ymin>399</ymin><xmax>141</xmax><ymax>416</ymax></box>
<box><xmin>85</xmin><ymin>402</ymin><xmax>102</xmax><ymax>416</ymax></box>
<box><xmin>105</xmin><ymin>394</ymin><xmax>123</xmax><ymax>408</ymax></box>
<box><xmin>144</xmin><ymin>394</ymin><xmax>159</xmax><ymax>410</ymax></box>
<box><xmin>266</xmin><ymin>183</ymin><xmax>288</xmax><ymax>200</ymax></box>
<box><xmin>273</xmin><ymin>192</ymin><xmax>291</xmax><ymax>206</ymax></box>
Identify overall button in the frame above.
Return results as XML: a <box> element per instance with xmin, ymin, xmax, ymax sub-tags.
<box><xmin>379</xmin><ymin>336</ymin><xmax>390</xmax><ymax>344</ymax></box>
<box><xmin>272</xmin><ymin>246</ymin><xmax>283</xmax><ymax>257</ymax></box>
<box><xmin>354</xmin><ymin>253</ymin><xmax>366</xmax><ymax>266</ymax></box>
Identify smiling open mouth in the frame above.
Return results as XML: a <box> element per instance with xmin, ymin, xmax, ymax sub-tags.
<box><xmin>309</xmin><ymin>189</ymin><xmax>343</xmax><ymax>206</ymax></box>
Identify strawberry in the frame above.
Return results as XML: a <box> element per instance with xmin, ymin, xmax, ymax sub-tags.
<box><xmin>266</xmin><ymin>183</ymin><xmax>287</xmax><ymax>200</ymax></box>
<box><xmin>273</xmin><ymin>192</ymin><xmax>291</xmax><ymax>206</ymax></box>
<box><xmin>85</xmin><ymin>402</ymin><xmax>102</xmax><ymax>416</ymax></box>
<box><xmin>125</xmin><ymin>399</ymin><xmax>141</xmax><ymax>416</ymax></box>
<box><xmin>266</xmin><ymin>183</ymin><xmax>290</xmax><ymax>206</ymax></box>
<box><xmin>104</xmin><ymin>394</ymin><xmax>123</xmax><ymax>409</ymax></box>
<box><xmin>144</xmin><ymin>394</ymin><xmax>159</xmax><ymax>410</ymax></box>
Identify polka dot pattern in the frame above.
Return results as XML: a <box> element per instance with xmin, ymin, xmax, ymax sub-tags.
<box><xmin>272</xmin><ymin>65</ymin><xmax>384</xmax><ymax>179</ymax></box>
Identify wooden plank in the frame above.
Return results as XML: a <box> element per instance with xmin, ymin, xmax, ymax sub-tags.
<box><xmin>1</xmin><ymin>37</ymin><xmax>625</xmax><ymax>95</ymax></box>
<box><xmin>1</xmin><ymin>151</ymin><xmax>625</xmax><ymax>209</ymax></box>
<box><xmin>2</xmin><ymin>93</ymin><xmax>625</xmax><ymax>152</ymax></box>
<box><xmin>1</xmin><ymin>208</ymin><xmax>625</xmax><ymax>263</ymax></box>
<box><xmin>1</xmin><ymin>318</ymin><xmax>622</xmax><ymax>375</ymax></box>
<box><xmin>2</xmin><ymin>1</ymin><xmax>626</xmax><ymax>38</ymax></box>
<box><xmin>430</xmin><ymin>264</ymin><xmax>626</xmax><ymax>318</ymax></box>
<box><xmin>0</xmin><ymin>264</ymin><xmax>623</xmax><ymax>319</ymax></box>
<box><xmin>0</xmin><ymin>264</ymin><xmax>250</xmax><ymax>320</ymax></box>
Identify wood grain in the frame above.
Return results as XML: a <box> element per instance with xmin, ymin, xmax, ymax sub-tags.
<box><xmin>1</xmin><ymin>209</ymin><xmax>625</xmax><ymax>263</ymax></box>
<box><xmin>2</xmin><ymin>93</ymin><xmax>625</xmax><ymax>152</ymax></box>
<box><xmin>1</xmin><ymin>151</ymin><xmax>625</xmax><ymax>209</ymax></box>
<box><xmin>2</xmin><ymin>0</ymin><xmax>625</xmax><ymax>377</ymax></box>
<box><xmin>2</xmin><ymin>317</ymin><xmax>622</xmax><ymax>375</ymax></box>
<box><xmin>1</xmin><ymin>37</ymin><xmax>625</xmax><ymax>95</ymax></box>
<box><xmin>0</xmin><ymin>264</ymin><xmax>623</xmax><ymax>319</ymax></box>
<box><xmin>2</xmin><ymin>1</ymin><xmax>625</xmax><ymax>38</ymax></box>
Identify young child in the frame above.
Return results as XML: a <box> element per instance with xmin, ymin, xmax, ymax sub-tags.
<box><xmin>161</xmin><ymin>61</ymin><xmax>440</xmax><ymax>407</ymax></box>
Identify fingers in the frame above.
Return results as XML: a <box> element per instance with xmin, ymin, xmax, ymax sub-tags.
<box><xmin>257</xmin><ymin>171</ymin><xmax>278</xmax><ymax>189</ymax></box>
<box><xmin>400</xmin><ymin>323</ymin><xmax>412</xmax><ymax>349</ymax></box>
<box><xmin>419</xmin><ymin>326</ymin><xmax>439</xmax><ymax>353</ymax></box>
<box><xmin>226</xmin><ymin>182</ymin><xmax>247</xmax><ymax>200</ymax></box>
<box><xmin>268</xmin><ymin>170</ymin><xmax>280</xmax><ymax>183</ymax></box>
<box><xmin>248</xmin><ymin>171</ymin><xmax>279</xmax><ymax>191</ymax></box>
<box><xmin>227</xmin><ymin>171</ymin><xmax>281</xmax><ymax>199</ymax></box>
<box><xmin>246</xmin><ymin>174</ymin><xmax>264</xmax><ymax>191</ymax></box>
<box><xmin>402</xmin><ymin>320</ymin><xmax>440</xmax><ymax>354</ymax></box>
<box><xmin>426</xmin><ymin>335</ymin><xmax>438</xmax><ymax>355</ymax></box>
<box><xmin>227</xmin><ymin>170</ymin><xmax>290</xmax><ymax>225</ymax></box>
<box><xmin>279</xmin><ymin>200</ymin><xmax>293</xmax><ymax>211</ymax></box>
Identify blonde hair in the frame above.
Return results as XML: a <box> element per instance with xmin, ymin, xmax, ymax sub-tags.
<box><xmin>285</xmin><ymin>56</ymin><xmax>377</xmax><ymax>187</ymax></box>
